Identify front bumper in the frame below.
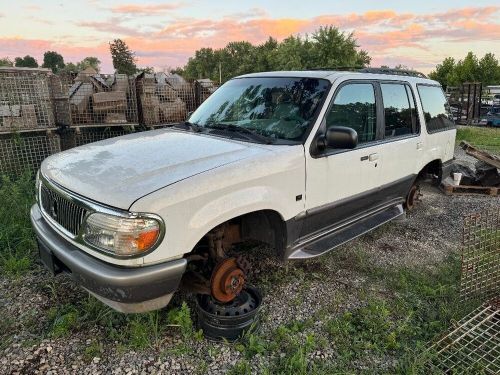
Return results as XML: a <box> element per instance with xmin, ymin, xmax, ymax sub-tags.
<box><xmin>30</xmin><ymin>204</ymin><xmax>187</xmax><ymax>313</ymax></box>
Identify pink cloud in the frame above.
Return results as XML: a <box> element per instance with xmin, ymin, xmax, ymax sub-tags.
<box><xmin>1</xmin><ymin>6</ymin><xmax>498</xmax><ymax>73</ymax></box>
<box><xmin>109</xmin><ymin>3</ymin><xmax>184</xmax><ymax>15</ymax></box>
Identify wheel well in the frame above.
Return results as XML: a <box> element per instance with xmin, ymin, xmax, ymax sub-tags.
<box><xmin>418</xmin><ymin>159</ymin><xmax>442</xmax><ymax>183</ymax></box>
<box><xmin>193</xmin><ymin>210</ymin><xmax>287</xmax><ymax>256</ymax></box>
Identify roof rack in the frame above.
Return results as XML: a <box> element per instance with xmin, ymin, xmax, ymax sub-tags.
<box><xmin>308</xmin><ymin>66</ymin><xmax>427</xmax><ymax>78</ymax></box>
<box><xmin>356</xmin><ymin>67</ymin><xmax>427</xmax><ymax>78</ymax></box>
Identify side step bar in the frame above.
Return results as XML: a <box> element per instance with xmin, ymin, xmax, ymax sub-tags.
<box><xmin>286</xmin><ymin>204</ymin><xmax>404</xmax><ymax>260</ymax></box>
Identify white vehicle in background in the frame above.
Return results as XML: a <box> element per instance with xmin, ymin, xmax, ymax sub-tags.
<box><xmin>31</xmin><ymin>68</ymin><xmax>456</xmax><ymax>313</ymax></box>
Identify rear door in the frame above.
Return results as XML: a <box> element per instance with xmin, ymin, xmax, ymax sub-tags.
<box><xmin>377</xmin><ymin>81</ymin><xmax>421</xmax><ymax>193</ymax></box>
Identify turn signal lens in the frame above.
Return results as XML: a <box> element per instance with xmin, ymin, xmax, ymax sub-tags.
<box><xmin>83</xmin><ymin>212</ymin><xmax>162</xmax><ymax>256</ymax></box>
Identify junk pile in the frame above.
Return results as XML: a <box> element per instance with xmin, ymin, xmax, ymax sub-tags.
<box><xmin>55</xmin><ymin>67</ymin><xmax>137</xmax><ymax>125</ymax></box>
<box><xmin>0</xmin><ymin>67</ymin><xmax>55</xmax><ymax>132</ymax></box>
<box><xmin>442</xmin><ymin>142</ymin><xmax>500</xmax><ymax>196</ymax></box>
<box><xmin>136</xmin><ymin>72</ymin><xmax>191</xmax><ymax>126</ymax></box>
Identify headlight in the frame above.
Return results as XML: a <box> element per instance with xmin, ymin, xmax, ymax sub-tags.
<box><xmin>83</xmin><ymin>212</ymin><xmax>162</xmax><ymax>256</ymax></box>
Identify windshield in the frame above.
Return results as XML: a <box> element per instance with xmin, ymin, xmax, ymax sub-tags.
<box><xmin>188</xmin><ymin>77</ymin><xmax>330</xmax><ymax>142</ymax></box>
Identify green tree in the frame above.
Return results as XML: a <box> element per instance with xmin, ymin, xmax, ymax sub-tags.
<box><xmin>14</xmin><ymin>55</ymin><xmax>38</xmax><ymax>68</ymax></box>
<box><xmin>109</xmin><ymin>39</ymin><xmax>137</xmax><ymax>75</ymax></box>
<box><xmin>429</xmin><ymin>57</ymin><xmax>456</xmax><ymax>88</ymax></box>
<box><xmin>308</xmin><ymin>26</ymin><xmax>370</xmax><ymax>68</ymax></box>
<box><xmin>478</xmin><ymin>53</ymin><xmax>500</xmax><ymax>86</ymax></box>
<box><xmin>76</xmin><ymin>56</ymin><xmax>101</xmax><ymax>72</ymax></box>
<box><xmin>430</xmin><ymin>52</ymin><xmax>499</xmax><ymax>87</ymax></box>
<box><xmin>453</xmin><ymin>52</ymin><xmax>480</xmax><ymax>84</ymax></box>
<box><xmin>0</xmin><ymin>57</ymin><xmax>13</xmax><ymax>67</ymax></box>
<box><xmin>180</xmin><ymin>25</ymin><xmax>370</xmax><ymax>83</ymax></box>
<box><xmin>42</xmin><ymin>51</ymin><xmax>65</xmax><ymax>73</ymax></box>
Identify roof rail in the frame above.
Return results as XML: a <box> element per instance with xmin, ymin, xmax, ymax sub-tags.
<box><xmin>356</xmin><ymin>67</ymin><xmax>427</xmax><ymax>78</ymax></box>
<box><xmin>307</xmin><ymin>66</ymin><xmax>427</xmax><ymax>78</ymax></box>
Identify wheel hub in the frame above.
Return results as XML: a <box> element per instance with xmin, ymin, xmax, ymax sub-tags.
<box><xmin>210</xmin><ymin>257</ymin><xmax>245</xmax><ymax>302</ymax></box>
<box><xmin>406</xmin><ymin>184</ymin><xmax>421</xmax><ymax>210</ymax></box>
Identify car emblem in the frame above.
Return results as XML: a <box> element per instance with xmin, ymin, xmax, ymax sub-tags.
<box><xmin>50</xmin><ymin>199</ymin><xmax>58</xmax><ymax>219</ymax></box>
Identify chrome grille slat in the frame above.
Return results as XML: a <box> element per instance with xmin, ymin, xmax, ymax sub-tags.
<box><xmin>40</xmin><ymin>182</ymin><xmax>88</xmax><ymax>236</ymax></box>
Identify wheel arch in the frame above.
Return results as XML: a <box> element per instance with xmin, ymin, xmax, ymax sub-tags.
<box><xmin>190</xmin><ymin>209</ymin><xmax>287</xmax><ymax>256</ymax></box>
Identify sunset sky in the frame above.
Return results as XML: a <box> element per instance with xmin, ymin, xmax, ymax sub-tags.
<box><xmin>0</xmin><ymin>1</ymin><xmax>499</xmax><ymax>73</ymax></box>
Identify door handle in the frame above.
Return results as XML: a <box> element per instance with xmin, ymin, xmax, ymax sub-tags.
<box><xmin>369</xmin><ymin>153</ymin><xmax>379</xmax><ymax>161</ymax></box>
<box><xmin>417</xmin><ymin>142</ymin><xmax>423</xmax><ymax>150</ymax></box>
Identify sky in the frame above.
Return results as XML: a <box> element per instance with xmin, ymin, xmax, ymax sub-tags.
<box><xmin>0</xmin><ymin>1</ymin><xmax>499</xmax><ymax>74</ymax></box>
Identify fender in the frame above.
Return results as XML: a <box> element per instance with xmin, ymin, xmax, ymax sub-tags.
<box><xmin>131</xmin><ymin>147</ymin><xmax>305</xmax><ymax>265</ymax></box>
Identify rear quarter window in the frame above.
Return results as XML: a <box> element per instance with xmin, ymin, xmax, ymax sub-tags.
<box><xmin>417</xmin><ymin>84</ymin><xmax>455</xmax><ymax>133</ymax></box>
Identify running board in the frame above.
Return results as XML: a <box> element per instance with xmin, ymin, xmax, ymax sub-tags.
<box><xmin>286</xmin><ymin>204</ymin><xmax>404</xmax><ymax>260</ymax></box>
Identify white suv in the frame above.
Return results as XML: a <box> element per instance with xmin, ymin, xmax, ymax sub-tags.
<box><xmin>31</xmin><ymin>69</ymin><xmax>456</xmax><ymax>312</ymax></box>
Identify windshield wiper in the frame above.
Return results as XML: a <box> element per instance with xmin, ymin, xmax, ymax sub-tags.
<box><xmin>205</xmin><ymin>123</ymin><xmax>275</xmax><ymax>144</ymax></box>
<box><xmin>173</xmin><ymin>121</ymin><xmax>204</xmax><ymax>133</ymax></box>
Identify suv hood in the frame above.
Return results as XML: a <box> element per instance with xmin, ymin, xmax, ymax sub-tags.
<box><xmin>41</xmin><ymin>129</ymin><xmax>270</xmax><ymax>210</ymax></box>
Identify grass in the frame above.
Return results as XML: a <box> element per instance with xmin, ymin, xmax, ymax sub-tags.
<box><xmin>0</xmin><ymin>171</ymin><xmax>36</xmax><ymax>277</ymax></box>
<box><xmin>456</xmin><ymin>126</ymin><xmax>500</xmax><ymax>152</ymax></box>
<box><xmin>227</xmin><ymin>254</ymin><xmax>469</xmax><ymax>374</ymax></box>
<box><xmin>0</xmin><ymin>173</ymin><xmax>485</xmax><ymax>372</ymax></box>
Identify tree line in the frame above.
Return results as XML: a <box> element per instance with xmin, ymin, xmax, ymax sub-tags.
<box><xmin>429</xmin><ymin>52</ymin><xmax>500</xmax><ymax>88</ymax></box>
<box><xmin>0</xmin><ymin>39</ymin><xmax>145</xmax><ymax>75</ymax></box>
<box><xmin>175</xmin><ymin>26</ymin><xmax>371</xmax><ymax>82</ymax></box>
<box><xmin>1</xmin><ymin>26</ymin><xmax>499</xmax><ymax>89</ymax></box>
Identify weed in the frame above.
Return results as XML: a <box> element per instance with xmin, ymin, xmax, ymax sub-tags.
<box><xmin>48</xmin><ymin>304</ymin><xmax>80</xmax><ymax>337</ymax></box>
<box><xmin>228</xmin><ymin>360</ymin><xmax>252</xmax><ymax>375</ymax></box>
<box><xmin>0</xmin><ymin>172</ymin><xmax>36</xmax><ymax>277</ymax></box>
<box><xmin>83</xmin><ymin>340</ymin><xmax>104</xmax><ymax>362</ymax></box>
<box><xmin>166</xmin><ymin>301</ymin><xmax>195</xmax><ymax>340</ymax></box>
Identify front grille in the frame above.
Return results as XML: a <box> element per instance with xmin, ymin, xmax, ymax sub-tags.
<box><xmin>40</xmin><ymin>183</ymin><xmax>88</xmax><ymax>236</ymax></box>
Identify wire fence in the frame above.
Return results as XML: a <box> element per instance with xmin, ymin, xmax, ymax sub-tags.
<box><xmin>51</xmin><ymin>70</ymin><xmax>139</xmax><ymax>127</ymax></box>
<box><xmin>136</xmin><ymin>73</ymin><xmax>217</xmax><ymax>126</ymax></box>
<box><xmin>424</xmin><ymin>208</ymin><xmax>499</xmax><ymax>374</ymax></box>
<box><xmin>460</xmin><ymin>208</ymin><xmax>500</xmax><ymax>304</ymax></box>
<box><xmin>426</xmin><ymin>298</ymin><xmax>499</xmax><ymax>374</ymax></box>
<box><xmin>0</xmin><ymin>132</ymin><xmax>60</xmax><ymax>175</ymax></box>
<box><xmin>0</xmin><ymin>68</ymin><xmax>55</xmax><ymax>132</ymax></box>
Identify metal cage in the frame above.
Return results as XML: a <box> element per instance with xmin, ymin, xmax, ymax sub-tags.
<box><xmin>136</xmin><ymin>72</ymin><xmax>194</xmax><ymax>127</ymax></box>
<box><xmin>51</xmin><ymin>70</ymin><xmax>138</xmax><ymax>127</ymax></box>
<box><xmin>0</xmin><ymin>132</ymin><xmax>60</xmax><ymax>176</ymax></box>
<box><xmin>0</xmin><ymin>68</ymin><xmax>56</xmax><ymax>132</ymax></box>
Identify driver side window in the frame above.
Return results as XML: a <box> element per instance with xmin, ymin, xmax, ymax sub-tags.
<box><xmin>326</xmin><ymin>83</ymin><xmax>377</xmax><ymax>143</ymax></box>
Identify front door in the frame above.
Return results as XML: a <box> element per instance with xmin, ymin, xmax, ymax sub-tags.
<box><xmin>303</xmin><ymin>80</ymin><xmax>385</xmax><ymax>237</ymax></box>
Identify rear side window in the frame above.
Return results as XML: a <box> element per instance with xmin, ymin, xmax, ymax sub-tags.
<box><xmin>417</xmin><ymin>85</ymin><xmax>455</xmax><ymax>133</ymax></box>
<box><xmin>326</xmin><ymin>83</ymin><xmax>377</xmax><ymax>143</ymax></box>
<box><xmin>381</xmin><ymin>83</ymin><xmax>417</xmax><ymax>137</ymax></box>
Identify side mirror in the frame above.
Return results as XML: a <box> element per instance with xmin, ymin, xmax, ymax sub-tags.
<box><xmin>325</xmin><ymin>126</ymin><xmax>358</xmax><ymax>149</ymax></box>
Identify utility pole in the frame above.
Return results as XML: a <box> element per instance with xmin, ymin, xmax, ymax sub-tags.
<box><xmin>219</xmin><ymin>62</ymin><xmax>222</xmax><ymax>84</ymax></box>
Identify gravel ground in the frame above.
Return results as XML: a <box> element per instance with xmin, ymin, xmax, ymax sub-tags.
<box><xmin>1</xmin><ymin>147</ymin><xmax>499</xmax><ymax>374</ymax></box>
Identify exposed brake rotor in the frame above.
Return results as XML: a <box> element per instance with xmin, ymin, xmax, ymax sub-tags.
<box><xmin>210</xmin><ymin>257</ymin><xmax>245</xmax><ymax>303</ymax></box>
<box><xmin>406</xmin><ymin>184</ymin><xmax>422</xmax><ymax>210</ymax></box>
